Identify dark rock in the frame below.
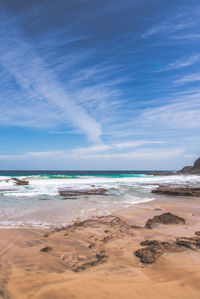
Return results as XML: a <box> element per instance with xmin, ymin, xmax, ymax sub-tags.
<box><xmin>179</xmin><ymin>166</ymin><xmax>193</xmax><ymax>174</ymax></box>
<box><xmin>135</xmin><ymin>239</ymin><xmax>185</xmax><ymax>264</ymax></box>
<box><xmin>62</xmin><ymin>215</ymin><xmax>136</xmax><ymax>236</ymax></box>
<box><xmin>195</xmin><ymin>231</ymin><xmax>200</xmax><ymax>236</ymax></box>
<box><xmin>140</xmin><ymin>240</ymin><xmax>183</xmax><ymax>252</ymax></box>
<box><xmin>59</xmin><ymin>187</ymin><xmax>108</xmax><ymax>197</ymax></box>
<box><xmin>140</xmin><ymin>240</ymin><xmax>161</xmax><ymax>246</ymax></box>
<box><xmin>68</xmin><ymin>251</ymin><xmax>108</xmax><ymax>272</ymax></box>
<box><xmin>176</xmin><ymin>236</ymin><xmax>200</xmax><ymax>249</ymax></box>
<box><xmin>154</xmin><ymin>207</ymin><xmax>164</xmax><ymax>211</ymax></box>
<box><xmin>178</xmin><ymin>157</ymin><xmax>200</xmax><ymax>174</ymax></box>
<box><xmin>145</xmin><ymin>212</ymin><xmax>185</xmax><ymax>229</ymax></box>
<box><xmin>43</xmin><ymin>234</ymin><xmax>49</xmax><ymax>238</ymax></box>
<box><xmin>152</xmin><ymin>186</ymin><xmax>200</xmax><ymax>197</ymax></box>
<box><xmin>193</xmin><ymin>157</ymin><xmax>200</xmax><ymax>170</ymax></box>
<box><xmin>176</xmin><ymin>238</ymin><xmax>196</xmax><ymax>250</ymax></box>
<box><xmin>40</xmin><ymin>246</ymin><xmax>52</xmax><ymax>252</ymax></box>
<box><xmin>62</xmin><ymin>197</ymin><xmax>78</xmax><ymax>200</ymax></box>
<box><xmin>12</xmin><ymin>178</ymin><xmax>29</xmax><ymax>186</ymax></box>
<box><xmin>135</xmin><ymin>245</ymin><xmax>164</xmax><ymax>264</ymax></box>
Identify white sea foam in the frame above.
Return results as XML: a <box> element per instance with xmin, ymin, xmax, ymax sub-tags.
<box><xmin>0</xmin><ymin>174</ymin><xmax>200</xmax><ymax>228</ymax></box>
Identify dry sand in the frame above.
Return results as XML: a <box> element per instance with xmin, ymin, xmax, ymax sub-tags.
<box><xmin>1</xmin><ymin>196</ymin><xmax>200</xmax><ymax>299</ymax></box>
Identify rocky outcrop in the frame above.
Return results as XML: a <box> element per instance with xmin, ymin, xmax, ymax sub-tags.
<box><xmin>193</xmin><ymin>157</ymin><xmax>200</xmax><ymax>170</ymax></box>
<box><xmin>135</xmin><ymin>239</ymin><xmax>184</xmax><ymax>264</ymax></box>
<box><xmin>50</xmin><ymin>215</ymin><xmax>139</xmax><ymax>272</ymax></box>
<box><xmin>152</xmin><ymin>186</ymin><xmax>200</xmax><ymax>197</ymax></box>
<box><xmin>54</xmin><ymin>215</ymin><xmax>139</xmax><ymax>235</ymax></box>
<box><xmin>66</xmin><ymin>251</ymin><xmax>108</xmax><ymax>272</ymax></box>
<box><xmin>145</xmin><ymin>212</ymin><xmax>185</xmax><ymax>229</ymax></box>
<box><xmin>59</xmin><ymin>187</ymin><xmax>108</xmax><ymax>197</ymax></box>
<box><xmin>12</xmin><ymin>178</ymin><xmax>29</xmax><ymax>186</ymax></box>
<box><xmin>175</xmin><ymin>237</ymin><xmax>200</xmax><ymax>250</ymax></box>
<box><xmin>178</xmin><ymin>157</ymin><xmax>200</xmax><ymax>174</ymax></box>
<box><xmin>179</xmin><ymin>166</ymin><xmax>193</xmax><ymax>174</ymax></box>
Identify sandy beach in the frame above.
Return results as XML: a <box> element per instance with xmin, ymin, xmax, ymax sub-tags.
<box><xmin>1</xmin><ymin>0</ymin><xmax>200</xmax><ymax>297</ymax></box>
<box><xmin>1</xmin><ymin>195</ymin><xmax>200</xmax><ymax>299</ymax></box>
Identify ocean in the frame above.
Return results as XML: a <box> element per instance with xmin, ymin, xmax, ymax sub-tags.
<box><xmin>0</xmin><ymin>171</ymin><xmax>200</xmax><ymax>228</ymax></box>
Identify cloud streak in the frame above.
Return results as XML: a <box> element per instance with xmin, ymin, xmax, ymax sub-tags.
<box><xmin>175</xmin><ymin>73</ymin><xmax>200</xmax><ymax>84</ymax></box>
<box><xmin>0</xmin><ymin>11</ymin><xmax>102</xmax><ymax>142</ymax></box>
<box><xmin>162</xmin><ymin>55</ymin><xmax>200</xmax><ymax>71</ymax></box>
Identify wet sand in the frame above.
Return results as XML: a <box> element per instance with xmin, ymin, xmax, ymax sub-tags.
<box><xmin>1</xmin><ymin>196</ymin><xmax>200</xmax><ymax>299</ymax></box>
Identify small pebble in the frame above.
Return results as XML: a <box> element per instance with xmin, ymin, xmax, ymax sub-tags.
<box><xmin>40</xmin><ymin>246</ymin><xmax>52</xmax><ymax>252</ymax></box>
<box><xmin>43</xmin><ymin>234</ymin><xmax>49</xmax><ymax>238</ymax></box>
<box><xmin>154</xmin><ymin>207</ymin><xmax>164</xmax><ymax>211</ymax></box>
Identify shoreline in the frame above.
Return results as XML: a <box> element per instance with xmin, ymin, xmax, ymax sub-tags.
<box><xmin>1</xmin><ymin>195</ymin><xmax>200</xmax><ymax>298</ymax></box>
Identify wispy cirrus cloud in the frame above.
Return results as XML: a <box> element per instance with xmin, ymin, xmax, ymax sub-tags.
<box><xmin>0</xmin><ymin>1</ymin><xmax>200</xmax><ymax>170</ymax></box>
<box><xmin>173</xmin><ymin>34</ymin><xmax>200</xmax><ymax>40</ymax></box>
<box><xmin>162</xmin><ymin>55</ymin><xmax>200</xmax><ymax>71</ymax></box>
<box><xmin>137</xmin><ymin>94</ymin><xmax>200</xmax><ymax>131</ymax></box>
<box><xmin>175</xmin><ymin>73</ymin><xmax>200</xmax><ymax>84</ymax></box>
<box><xmin>0</xmin><ymin>10</ymin><xmax>102</xmax><ymax>143</ymax></box>
<box><xmin>142</xmin><ymin>7</ymin><xmax>200</xmax><ymax>39</ymax></box>
<box><xmin>0</xmin><ymin>146</ymin><xmax>185</xmax><ymax>170</ymax></box>
<box><xmin>72</xmin><ymin>140</ymin><xmax>164</xmax><ymax>155</ymax></box>
<box><xmin>142</xmin><ymin>23</ymin><xmax>188</xmax><ymax>39</ymax></box>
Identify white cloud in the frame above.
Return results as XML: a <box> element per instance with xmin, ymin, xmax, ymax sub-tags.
<box><xmin>142</xmin><ymin>23</ymin><xmax>187</xmax><ymax>39</ymax></box>
<box><xmin>173</xmin><ymin>34</ymin><xmax>200</xmax><ymax>39</ymax></box>
<box><xmin>72</xmin><ymin>140</ymin><xmax>164</xmax><ymax>155</ymax></box>
<box><xmin>142</xmin><ymin>17</ymin><xmax>196</xmax><ymax>39</ymax></box>
<box><xmin>0</xmin><ymin>147</ymin><xmax>184</xmax><ymax>167</ymax></box>
<box><xmin>139</xmin><ymin>98</ymin><xmax>200</xmax><ymax>130</ymax></box>
<box><xmin>175</xmin><ymin>73</ymin><xmax>200</xmax><ymax>84</ymax></box>
<box><xmin>162</xmin><ymin>55</ymin><xmax>200</xmax><ymax>71</ymax></box>
<box><xmin>0</xmin><ymin>11</ymin><xmax>102</xmax><ymax>143</ymax></box>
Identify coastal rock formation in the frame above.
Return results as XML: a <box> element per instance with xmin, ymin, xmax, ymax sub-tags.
<box><xmin>42</xmin><ymin>215</ymin><xmax>139</xmax><ymax>272</ymax></box>
<box><xmin>193</xmin><ymin>157</ymin><xmax>200</xmax><ymax>170</ymax></box>
<box><xmin>54</xmin><ymin>215</ymin><xmax>139</xmax><ymax>236</ymax></box>
<box><xmin>12</xmin><ymin>178</ymin><xmax>29</xmax><ymax>186</ymax></box>
<box><xmin>179</xmin><ymin>166</ymin><xmax>193</xmax><ymax>174</ymax></box>
<box><xmin>145</xmin><ymin>212</ymin><xmax>185</xmax><ymax>229</ymax></box>
<box><xmin>135</xmin><ymin>243</ymin><xmax>164</xmax><ymax>263</ymax></box>
<box><xmin>176</xmin><ymin>237</ymin><xmax>200</xmax><ymax>249</ymax></box>
<box><xmin>59</xmin><ymin>187</ymin><xmax>108</xmax><ymax>197</ymax></box>
<box><xmin>152</xmin><ymin>186</ymin><xmax>200</xmax><ymax>197</ymax></box>
<box><xmin>65</xmin><ymin>251</ymin><xmax>108</xmax><ymax>272</ymax></box>
<box><xmin>135</xmin><ymin>240</ymin><xmax>184</xmax><ymax>264</ymax></box>
<box><xmin>178</xmin><ymin>157</ymin><xmax>200</xmax><ymax>174</ymax></box>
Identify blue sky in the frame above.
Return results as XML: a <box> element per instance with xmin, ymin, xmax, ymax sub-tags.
<box><xmin>0</xmin><ymin>0</ymin><xmax>200</xmax><ymax>170</ymax></box>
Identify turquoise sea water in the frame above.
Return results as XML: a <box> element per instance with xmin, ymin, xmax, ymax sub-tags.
<box><xmin>0</xmin><ymin>171</ymin><xmax>200</xmax><ymax>228</ymax></box>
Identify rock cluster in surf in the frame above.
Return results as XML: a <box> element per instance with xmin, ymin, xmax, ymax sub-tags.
<box><xmin>59</xmin><ymin>187</ymin><xmax>108</xmax><ymax>198</ymax></box>
<box><xmin>152</xmin><ymin>186</ymin><xmax>200</xmax><ymax>197</ymax></box>
<box><xmin>12</xmin><ymin>178</ymin><xmax>29</xmax><ymax>185</ymax></box>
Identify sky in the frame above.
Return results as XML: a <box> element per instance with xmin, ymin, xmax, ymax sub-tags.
<box><xmin>0</xmin><ymin>0</ymin><xmax>200</xmax><ymax>170</ymax></box>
